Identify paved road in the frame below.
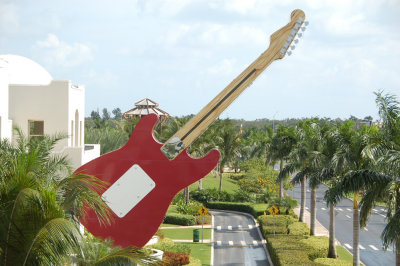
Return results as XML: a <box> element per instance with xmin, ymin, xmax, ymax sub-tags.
<box><xmin>212</xmin><ymin>210</ymin><xmax>270</xmax><ymax>266</ymax></box>
<box><xmin>290</xmin><ymin>183</ymin><xmax>395</xmax><ymax>266</ymax></box>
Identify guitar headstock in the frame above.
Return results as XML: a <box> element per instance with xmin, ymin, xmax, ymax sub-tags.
<box><xmin>269</xmin><ymin>9</ymin><xmax>308</xmax><ymax>59</ymax></box>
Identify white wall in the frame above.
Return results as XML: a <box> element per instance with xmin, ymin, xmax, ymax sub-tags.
<box><xmin>68</xmin><ymin>84</ymin><xmax>85</xmax><ymax>148</ymax></box>
<box><xmin>9</xmin><ymin>80</ymin><xmax>70</xmax><ymax>150</ymax></box>
<box><xmin>0</xmin><ymin>67</ymin><xmax>12</xmax><ymax>141</ymax></box>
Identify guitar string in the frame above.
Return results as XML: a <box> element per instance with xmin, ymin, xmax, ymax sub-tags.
<box><xmin>181</xmin><ymin>68</ymin><xmax>257</xmax><ymax>142</ymax></box>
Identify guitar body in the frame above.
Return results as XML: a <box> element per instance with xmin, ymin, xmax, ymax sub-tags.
<box><xmin>75</xmin><ymin>114</ymin><xmax>220</xmax><ymax>247</ymax></box>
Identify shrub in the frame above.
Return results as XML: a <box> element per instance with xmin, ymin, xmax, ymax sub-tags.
<box><xmin>268</xmin><ymin>196</ymin><xmax>298</xmax><ymax>214</ymax></box>
<box><xmin>233</xmin><ymin>190</ymin><xmax>255</xmax><ymax>202</ymax></box>
<box><xmin>164</xmin><ymin>213</ymin><xmax>196</xmax><ymax>226</ymax></box>
<box><xmin>258</xmin><ymin>214</ymin><xmax>297</xmax><ymax>228</ymax></box>
<box><xmin>262</xmin><ymin>225</ymin><xmax>288</xmax><ymax>235</ymax></box>
<box><xmin>205</xmin><ymin>202</ymin><xmax>257</xmax><ymax>217</ymax></box>
<box><xmin>288</xmin><ymin>222</ymin><xmax>309</xmax><ymax>236</ymax></box>
<box><xmin>176</xmin><ymin>199</ymin><xmax>203</xmax><ymax>216</ymax></box>
<box><xmin>151</xmin><ymin>238</ymin><xmax>191</xmax><ymax>254</ymax></box>
<box><xmin>190</xmin><ymin>188</ymin><xmax>220</xmax><ymax>203</ymax></box>
<box><xmin>163</xmin><ymin>251</ymin><xmax>190</xmax><ymax>265</ymax></box>
<box><xmin>266</xmin><ymin>235</ymin><xmax>320</xmax><ymax>265</ymax></box>
<box><xmin>300</xmin><ymin>236</ymin><xmax>329</xmax><ymax>260</ymax></box>
<box><xmin>195</xmin><ymin>214</ymin><xmax>212</xmax><ymax>225</ymax></box>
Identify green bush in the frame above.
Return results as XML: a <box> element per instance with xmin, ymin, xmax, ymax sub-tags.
<box><xmin>195</xmin><ymin>214</ymin><xmax>211</xmax><ymax>225</ymax></box>
<box><xmin>205</xmin><ymin>202</ymin><xmax>257</xmax><ymax>216</ymax></box>
<box><xmin>300</xmin><ymin>236</ymin><xmax>329</xmax><ymax>260</ymax></box>
<box><xmin>233</xmin><ymin>190</ymin><xmax>255</xmax><ymax>202</ymax></box>
<box><xmin>176</xmin><ymin>199</ymin><xmax>203</xmax><ymax>216</ymax></box>
<box><xmin>258</xmin><ymin>214</ymin><xmax>297</xmax><ymax>228</ymax></box>
<box><xmin>314</xmin><ymin>258</ymin><xmax>352</xmax><ymax>266</ymax></box>
<box><xmin>150</xmin><ymin>238</ymin><xmax>191</xmax><ymax>254</ymax></box>
<box><xmin>262</xmin><ymin>225</ymin><xmax>288</xmax><ymax>235</ymax></box>
<box><xmin>190</xmin><ymin>188</ymin><xmax>233</xmax><ymax>203</ymax></box>
<box><xmin>288</xmin><ymin>222</ymin><xmax>309</xmax><ymax>236</ymax></box>
<box><xmin>266</xmin><ymin>235</ymin><xmax>320</xmax><ymax>265</ymax></box>
<box><xmin>164</xmin><ymin>213</ymin><xmax>196</xmax><ymax>226</ymax></box>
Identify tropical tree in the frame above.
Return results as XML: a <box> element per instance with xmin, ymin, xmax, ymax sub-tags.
<box><xmin>325</xmin><ymin>121</ymin><xmax>378</xmax><ymax>266</ymax></box>
<box><xmin>0</xmin><ymin>130</ymin><xmax>157</xmax><ymax>265</ymax></box>
<box><xmin>212</xmin><ymin>119</ymin><xmax>242</xmax><ymax>192</ymax></box>
<box><xmin>326</xmin><ymin>91</ymin><xmax>400</xmax><ymax>265</ymax></box>
<box><xmin>266</xmin><ymin>124</ymin><xmax>296</xmax><ymax>199</ymax></box>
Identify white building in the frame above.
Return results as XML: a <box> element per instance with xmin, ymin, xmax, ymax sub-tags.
<box><xmin>0</xmin><ymin>54</ymin><xmax>99</xmax><ymax>170</ymax></box>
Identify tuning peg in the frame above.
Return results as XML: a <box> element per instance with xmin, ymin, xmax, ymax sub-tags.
<box><xmin>291</xmin><ymin>45</ymin><xmax>296</xmax><ymax>50</ymax></box>
<box><xmin>287</xmin><ymin>51</ymin><xmax>292</xmax><ymax>56</ymax></box>
<box><xmin>294</xmin><ymin>39</ymin><xmax>299</xmax><ymax>44</ymax></box>
<box><xmin>304</xmin><ymin>21</ymin><xmax>309</xmax><ymax>26</ymax></box>
<box><xmin>301</xmin><ymin>27</ymin><xmax>306</xmax><ymax>32</ymax></box>
<box><xmin>297</xmin><ymin>33</ymin><xmax>303</xmax><ymax>38</ymax></box>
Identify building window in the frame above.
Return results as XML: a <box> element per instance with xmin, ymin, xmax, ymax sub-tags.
<box><xmin>29</xmin><ymin>120</ymin><xmax>44</xmax><ymax>140</ymax></box>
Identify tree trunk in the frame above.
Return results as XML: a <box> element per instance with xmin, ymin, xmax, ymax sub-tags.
<box><xmin>219</xmin><ymin>171</ymin><xmax>223</xmax><ymax>192</ymax></box>
<box><xmin>279</xmin><ymin>160</ymin><xmax>284</xmax><ymax>199</ymax></box>
<box><xmin>353</xmin><ymin>195</ymin><xmax>360</xmax><ymax>266</ymax></box>
<box><xmin>396</xmin><ymin>234</ymin><xmax>400</xmax><ymax>266</ymax></box>
<box><xmin>310</xmin><ymin>187</ymin><xmax>316</xmax><ymax>236</ymax></box>
<box><xmin>299</xmin><ymin>175</ymin><xmax>306</xmax><ymax>222</ymax></box>
<box><xmin>198</xmin><ymin>179</ymin><xmax>202</xmax><ymax>190</ymax></box>
<box><xmin>184</xmin><ymin>187</ymin><xmax>189</xmax><ymax>204</ymax></box>
<box><xmin>328</xmin><ymin>203</ymin><xmax>337</xmax><ymax>258</ymax></box>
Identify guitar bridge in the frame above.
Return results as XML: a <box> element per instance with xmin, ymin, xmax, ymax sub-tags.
<box><xmin>161</xmin><ymin>136</ymin><xmax>186</xmax><ymax>160</ymax></box>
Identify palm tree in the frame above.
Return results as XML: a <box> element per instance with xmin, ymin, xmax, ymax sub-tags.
<box><xmin>325</xmin><ymin>121</ymin><xmax>378</xmax><ymax>266</ymax></box>
<box><xmin>212</xmin><ymin>119</ymin><xmax>242</xmax><ymax>192</ymax></box>
<box><xmin>0</xmin><ymin>130</ymin><xmax>157</xmax><ymax>265</ymax></box>
<box><xmin>326</xmin><ymin>91</ymin><xmax>400</xmax><ymax>265</ymax></box>
<box><xmin>266</xmin><ymin>124</ymin><xmax>296</xmax><ymax>199</ymax></box>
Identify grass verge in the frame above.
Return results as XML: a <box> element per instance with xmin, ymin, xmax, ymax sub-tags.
<box><xmin>160</xmin><ymin>228</ymin><xmax>211</xmax><ymax>240</ymax></box>
<box><xmin>188</xmin><ymin>173</ymin><xmax>239</xmax><ymax>194</ymax></box>
<box><xmin>176</xmin><ymin>243</ymin><xmax>212</xmax><ymax>266</ymax></box>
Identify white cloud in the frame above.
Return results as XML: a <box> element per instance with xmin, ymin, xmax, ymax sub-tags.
<box><xmin>35</xmin><ymin>34</ymin><xmax>94</xmax><ymax>67</ymax></box>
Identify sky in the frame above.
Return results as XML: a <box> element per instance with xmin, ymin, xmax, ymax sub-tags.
<box><xmin>1</xmin><ymin>0</ymin><xmax>399</xmax><ymax>121</ymax></box>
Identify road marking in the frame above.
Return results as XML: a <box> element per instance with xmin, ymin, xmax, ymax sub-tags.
<box><xmin>359</xmin><ymin>245</ymin><xmax>365</xmax><ymax>250</ymax></box>
<box><xmin>228</xmin><ymin>226</ymin><xmax>232</xmax><ymax>230</ymax></box>
<box><xmin>380</xmin><ymin>208</ymin><xmax>385</xmax><ymax>211</ymax></box>
<box><xmin>346</xmin><ymin>208</ymin><xmax>352</xmax><ymax>211</ymax></box>
<box><xmin>337</xmin><ymin>208</ymin><xmax>343</xmax><ymax>211</ymax></box>
<box><xmin>369</xmin><ymin>245</ymin><xmax>379</xmax><ymax>251</ymax></box>
<box><xmin>307</xmin><ymin>189</ymin><xmax>310</xmax><ymax>192</ymax></box>
<box><xmin>321</xmin><ymin>207</ymin><xmax>326</xmax><ymax>211</ymax></box>
<box><xmin>238</xmin><ymin>225</ymin><xmax>242</xmax><ymax>229</ymax></box>
<box><xmin>379</xmin><ymin>214</ymin><xmax>386</xmax><ymax>218</ymax></box>
<box><xmin>217</xmin><ymin>226</ymin><xmax>221</xmax><ymax>230</ymax></box>
<box><xmin>344</xmin><ymin>243</ymin><xmax>352</xmax><ymax>249</ymax></box>
<box><xmin>240</xmin><ymin>240</ymin><xmax>246</xmax><ymax>246</ymax></box>
<box><xmin>373</xmin><ymin>208</ymin><xmax>378</xmax><ymax>212</ymax></box>
<box><xmin>305</xmin><ymin>207</ymin><xmax>309</xmax><ymax>210</ymax></box>
<box><xmin>363</xmin><ymin>228</ymin><xmax>368</xmax><ymax>231</ymax></box>
<box><xmin>217</xmin><ymin>241</ymin><xmax>222</xmax><ymax>246</ymax></box>
<box><xmin>248</xmin><ymin>225</ymin><xmax>253</xmax><ymax>229</ymax></box>
<box><xmin>346</xmin><ymin>215</ymin><xmax>351</xmax><ymax>219</ymax></box>
<box><xmin>228</xmin><ymin>241</ymin><xmax>233</xmax><ymax>246</ymax></box>
<box><xmin>253</xmin><ymin>240</ymin><xmax>258</xmax><ymax>246</ymax></box>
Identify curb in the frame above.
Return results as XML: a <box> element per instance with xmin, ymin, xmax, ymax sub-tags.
<box><xmin>211</xmin><ymin>210</ymin><xmax>214</xmax><ymax>266</ymax></box>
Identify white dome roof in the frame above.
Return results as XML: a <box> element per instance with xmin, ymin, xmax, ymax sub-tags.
<box><xmin>0</xmin><ymin>55</ymin><xmax>52</xmax><ymax>85</ymax></box>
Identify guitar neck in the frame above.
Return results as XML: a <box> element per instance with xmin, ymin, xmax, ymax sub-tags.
<box><xmin>161</xmin><ymin>45</ymin><xmax>278</xmax><ymax>159</ymax></box>
<box><xmin>160</xmin><ymin>9</ymin><xmax>306</xmax><ymax>160</ymax></box>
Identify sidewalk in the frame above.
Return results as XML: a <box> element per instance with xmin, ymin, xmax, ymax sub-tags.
<box><xmin>293</xmin><ymin>207</ymin><xmax>329</xmax><ymax>237</ymax></box>
<box><xmin>172</xmin><ymin>239</ymin><xmax>211</xmax><ymax>243</ymax></box>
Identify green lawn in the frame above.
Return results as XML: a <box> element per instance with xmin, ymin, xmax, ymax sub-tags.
<box><xmin>188</xmin><ymin>173</ymin><xmax>240</xmax><ymax>194</ymax></box>
<box><xmin>160</xmin><ymin>228</ymin><xmax>211</xmax><ymax>240</ymax></box>
<box><xmin>336</xmin><ymin>246</ymin><xmax>365</xmax><ymax>265</ymax></box>
<box><xmin>176</xmin><ymin>243</ymin><xmax>211</xmax><ymax>266</ymax></box>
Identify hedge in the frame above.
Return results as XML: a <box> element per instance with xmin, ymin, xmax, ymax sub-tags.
<box><xmin>205</xmin><ymin>202</ymin><xmax>265</xmax><ymax>217</ymax></box>
<box><xmin>266</xmin><ymin>235</ymin><xmax>321</xmax><ymax>265</ymax></box>
<box><xmin>300</xmin><ymin>236</ymin><xmax>329</xmax><ymax>260</ymax></box>
<box><xmin>164</xmin><ymin>213</ymin><xmax>196</xmax><ymax>226</ymax></box>
<box><xmin>288</xmin><ymin>221</ymin><xmax>309</xmax><ymax>236</ymax></box>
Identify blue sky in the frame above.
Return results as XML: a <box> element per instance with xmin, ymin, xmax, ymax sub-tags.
<box><xmin>1</xmin><ymin>0</ymin><xmax>399</xmax><ymax>120</ymax></box>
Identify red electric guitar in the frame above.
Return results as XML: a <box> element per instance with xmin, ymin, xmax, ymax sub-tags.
<box><xmin>75</xmin><ymin>9</ymin><xmax>307</xmax><ymax>247</ymax></box>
